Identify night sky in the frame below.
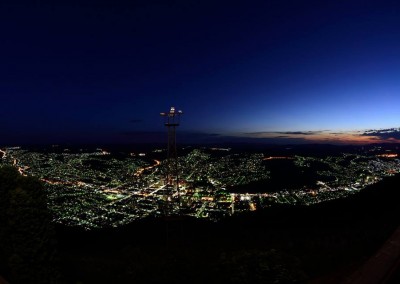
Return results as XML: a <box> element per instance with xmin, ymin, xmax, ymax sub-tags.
<box><xmin>1</xmin><ymin>0</ymin><xmax>400</xmax><ymax>145</ymax></box>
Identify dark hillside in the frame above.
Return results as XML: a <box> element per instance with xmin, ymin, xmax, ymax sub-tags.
<box><xmin>55</xmin><ymin>174</ymin><xmax>400</xmax><ymax>283</ymax></box>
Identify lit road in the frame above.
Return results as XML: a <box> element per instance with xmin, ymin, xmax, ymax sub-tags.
<box><xmin>40</xmin><ymin>178</ymin><xmax>93</xmax><ymax>188</ymax></box>
<box><xmin>8</xmin><ymin>155</ymin><xmax>29</xmax><ymax>176</ymax></box>
<box><xmin>0</xmin><ymin>149</ymin><xmax>24</xmax><ymax>174</ymax></box>
<box><xmin>134</xmin><ymin>159</ymin><xmax>160</xmax><ymax>176</ymax></box>
<box><xmin>148</xmin><ymin>184</ymin><xmax>167</xmax><ymax>196</ymax></box>
<box><xmin>0</xmin><ymin>149</ymin><xmax>6</xmax><ymax>159</ymax></box>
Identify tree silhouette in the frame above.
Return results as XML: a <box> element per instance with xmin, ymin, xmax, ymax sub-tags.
<box><xmin>0</xmin><ymin>166</ymin><xmax>59</xmax><ymax>283</ymax></box>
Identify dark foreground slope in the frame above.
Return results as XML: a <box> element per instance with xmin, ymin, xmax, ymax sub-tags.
<box><xmin>0</xmin><ymin>166</ymin><xmax>59</xmax><ymax>284</ymax></box>
<box><xmin>56</xmin><ymin>174</ymin><xmax>400</xmax><ymax>284</ymax></box>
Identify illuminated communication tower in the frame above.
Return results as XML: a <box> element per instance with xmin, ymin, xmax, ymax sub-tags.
<box><xmin>160</xmin><ymin>106</ymin><xmax>183</xmax><ymax>202</ymax></box>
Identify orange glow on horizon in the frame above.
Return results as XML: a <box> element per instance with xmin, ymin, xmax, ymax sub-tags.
<box><xmin>245</xmin><ymin>131</ymin><xmax>400</xmax><ymax>145</ymax></box>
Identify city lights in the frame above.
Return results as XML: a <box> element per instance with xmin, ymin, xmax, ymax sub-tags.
<box><xmin>1</xmin><ymin>145</ymin><xmax>399</xmax><ymax>230</ymax></box>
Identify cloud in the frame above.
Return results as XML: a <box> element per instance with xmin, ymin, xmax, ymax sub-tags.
<box><xmin>218</xmin><ymin>135</ymin><xmax>308</xmax><ymax>144</ymax></box>
<box><xmin>238</xmin><ymin>129</ymin><xmax>391</xmax><ymax>145</ymax></box>
<box><xmin>244</xmin><ymin>130</ymin><xmax>325</xmax><ymax>137</ymax></box>
<box><xmin>244</xmin><ymin>130</ymin><xmax>326</xmax><ymax>138</ymax></box>
<box><xmin>279</xmin><ymin>131</ymin><xmax>324</xmax><ymax>136</ymax></box>
<box><xmin>114</xmin><ymin>128</ymin><xmax>400</xmax><ymax>145</ymax></box>
<box><xmin>361</xmin><ymin>128</ymin><xmax>400</xmax><ymax>140</ymax></box>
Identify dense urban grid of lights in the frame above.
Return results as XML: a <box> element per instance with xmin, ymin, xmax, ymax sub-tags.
<box><xmin>1</xmin><ymin>146</ymin><xmax>399</xmax><ymax>230</ymax></box>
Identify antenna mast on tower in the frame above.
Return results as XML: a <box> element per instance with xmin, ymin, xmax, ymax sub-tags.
<box><xmin>160</xmin><ymin>106</ymin><xmax>183</xmax><ymax>208</ymax></box>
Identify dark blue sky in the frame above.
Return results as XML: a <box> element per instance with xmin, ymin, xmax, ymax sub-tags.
<box><xmin>1</xmin><ymin>0</ymin><xmax>400</xmax><ymax>145</ymax></box>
